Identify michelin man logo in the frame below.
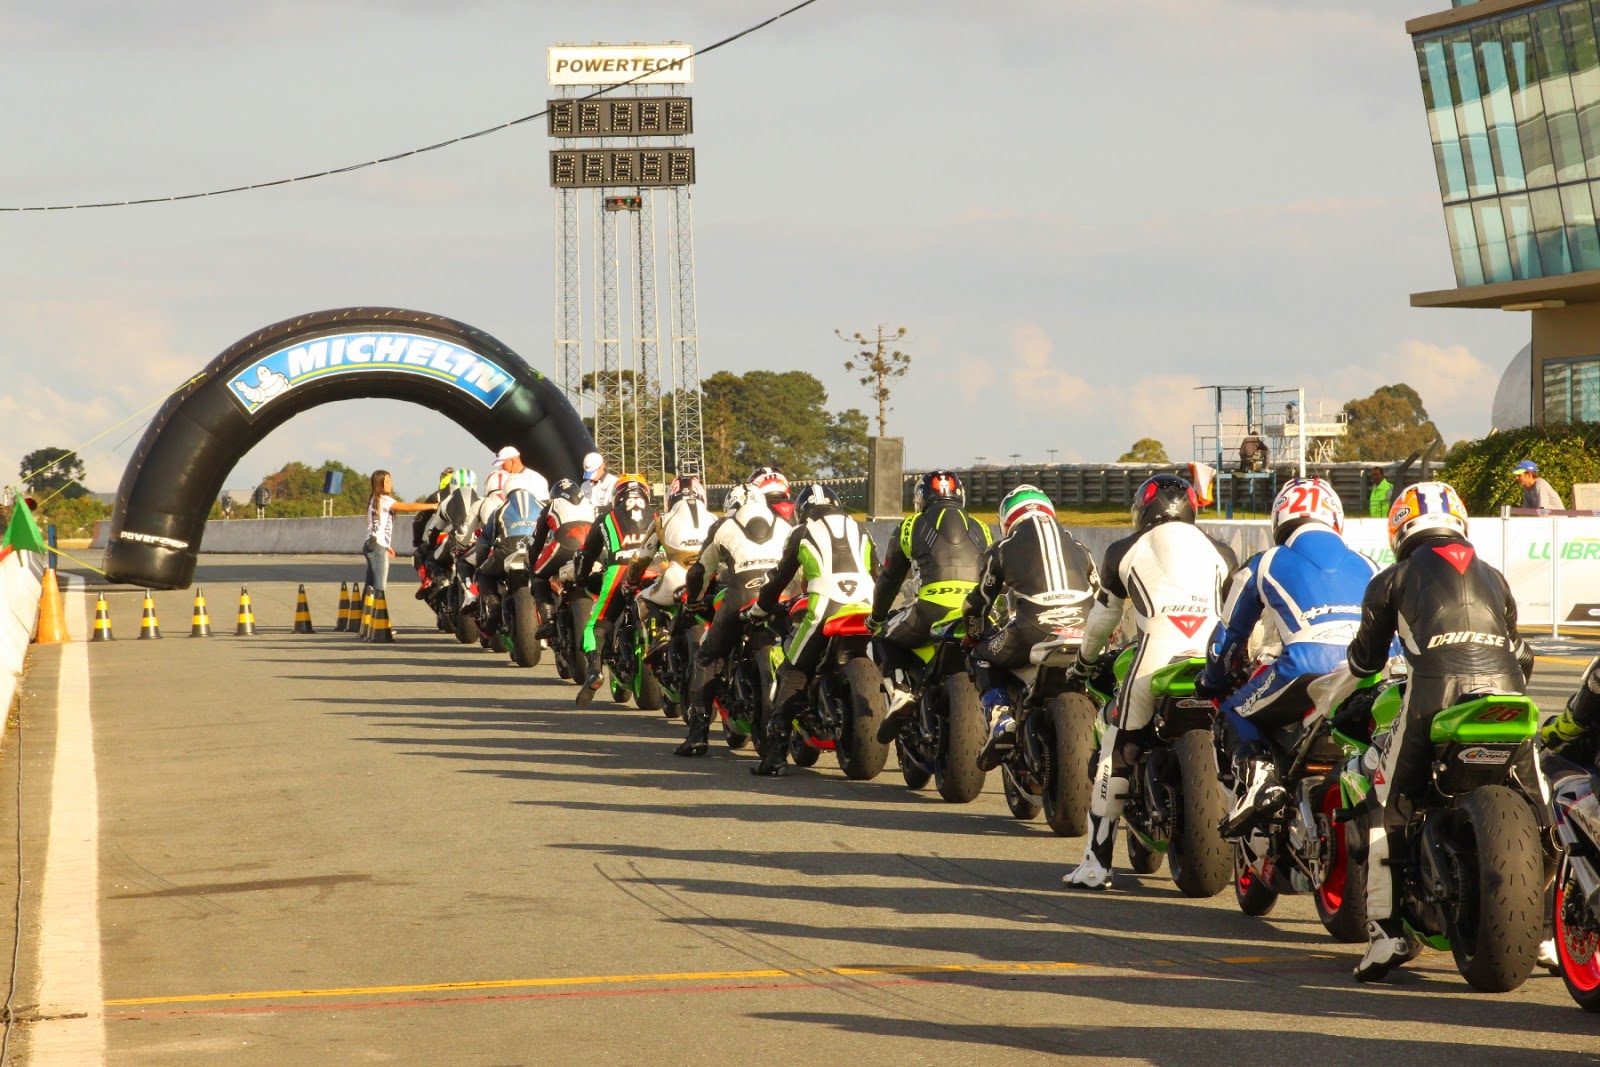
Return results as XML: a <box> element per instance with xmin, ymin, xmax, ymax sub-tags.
<box><xmin>226</xmin><ymin>331</ymin><xmax>517</xmax><ymax>415</ymax></box>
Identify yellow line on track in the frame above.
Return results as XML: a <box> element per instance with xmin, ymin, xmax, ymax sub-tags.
<box><xmin>106</xmin><ymin>960</ymin><xmax>1108</xmax><ymax>1007</ymax></box>
<box><xmin>1536</xmin><ymin>654</ymin><xmax>1593</xmax><ymax>665</ymax></box>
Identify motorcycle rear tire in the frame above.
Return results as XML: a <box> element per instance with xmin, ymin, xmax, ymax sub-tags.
<box><xmin>1312</xmin><ymin>770</ymin><xmax>1367</xmax><ymax>943</ymax></box>
<box><xmin>1167</xmin><ymin>728</ymin><xmax>1231</xmax><ymax>899</ymax></box>
<box><xmin>509</xmin><ymin>587</ymin><xmax>542</xmax><ymax>668</ymax></box>
<box><xmin>724</xmin><ymin>722</ymin><xmax>751</xmax><ymax>749</ymax></box>
<box><xmin>454</xmin><ymin>611</ymin><xmax>481</xmax><ymax>645</ymax></box>
<box><xmin>1043</xmin><ymin>693</ymin><xmax>1095</xmax><ymax>836</ymax></box>
<box><xmin>1555</xmin><ymin>855</ymin><xmax>1600</xmax><ymax>1012</ymax></box>
<box><xmin>936</xmin><ymin>674</ymin><xmax>987</xmax><ymax>804</ymax></box>
<box><xmin>897</xmin><ymin>738</ymin><xmax>933</xmax><ymax>790</ymax></box>
<box><xmin>839</xmin><ymin>657</ymin><xmax>889</xmax><ymax>781</ymax></box>
<box><xmin>1447</xmin><ymin>785</ymin><xmax>1542</xmax><ymax>993</ymax></box>
<box><xmin>435</xmin><ymin>607</ymin><xmax>452</xmax><ymax>633</ymax></box>
<box><xmin>1232</xmin><ymin>844</ymin><xmax>1279</xmax><ymax>917</ymax></box>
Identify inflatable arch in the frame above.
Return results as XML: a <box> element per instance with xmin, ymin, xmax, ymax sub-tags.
<box><xmin>103</xmin><ymin>307</ymin><xmax>593</xmax><ymax>590</ymax></box>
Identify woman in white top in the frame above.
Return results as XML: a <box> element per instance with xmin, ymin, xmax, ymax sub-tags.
<box><xmin>365</xmin><ymin>470</ymin><xmax>435</xmax><ymax>594</ymax></box>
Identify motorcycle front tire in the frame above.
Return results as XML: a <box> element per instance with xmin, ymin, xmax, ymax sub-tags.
<box><xmin>509</xmin><ymin>586</ymin><xmax>542</xmax><ymax>668</ymax></box>
<box><xmin>454</xmin><ymin>610</ymin><xmax>481</xmax><ymax>646</ymax></box>
<box><xmin>1312</xmin><ymin>769</ymin><xmax>1367</xmax><ymax>943</ymax></box>
<box><xmin>1232</xmin><ymin>843</ymin><xmax>1279</xmax><ymax>917</ymax></box>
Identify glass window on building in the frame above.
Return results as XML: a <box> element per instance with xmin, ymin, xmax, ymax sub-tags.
<box><xmin>1543</xmin><ymin>356</ymin><xmax>1600</xmax><ymax>421</ymax></box>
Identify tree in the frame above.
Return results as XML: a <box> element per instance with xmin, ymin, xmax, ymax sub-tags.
<box><xmin>824</xmin><ymin>408</ymin><xmax>870</xmax><ymax>479</ymax></box>
<box><xmin>1334</xmin><ymin>384</ymin><xmax>1441</xmax><ymax>463</ymax></box>
<box><xmin>19</xmin><ymin>447</ymin><xmax>88</xmax><ymax>500</ymax></box>
<box><xmin>1118</xmin><ymin>438</ymin><xmax>1169</xmax><ymax>463</ymax></box>
<box><xmin>1440</xmin><ymin>423</ymin><xmax>1600</xmax><ymax>514</ymax></box>
<box><xmin>698</xmin><ymin>370</ymin><xmax>867</xmax><ymax>482</ymax></box>
<box><xmin>836</xmin><ymin>324</ymin><xmax>911</xmax><ymax>437</ymax></box>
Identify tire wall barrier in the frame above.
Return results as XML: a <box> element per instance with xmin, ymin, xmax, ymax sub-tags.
<box><xmin>102</xmin><ymin>308</ymin><xmax>594</xmax><ymax>590</ymax></box>
<box><xmin>1</xmin><ymin>551</ymin><xmax>44</xmax><ymax>714</ymax></box>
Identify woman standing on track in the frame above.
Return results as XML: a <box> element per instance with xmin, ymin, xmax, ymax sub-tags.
<box><xmin>365</xmin><ymin>470</ymin><xmax>435</xmax><ymax>594</ymax></box>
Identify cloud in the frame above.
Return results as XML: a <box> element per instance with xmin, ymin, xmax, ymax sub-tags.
<box><xmin>1315</xmin><ymin>340</ymin><xmax>1504</xmax><ymax>443</ymax></box>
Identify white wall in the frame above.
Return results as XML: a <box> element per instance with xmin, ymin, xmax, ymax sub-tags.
<box><xmin>1</xmin><ymin>551</ymin><xmax>44</xmax><ymax>714</ymax></box>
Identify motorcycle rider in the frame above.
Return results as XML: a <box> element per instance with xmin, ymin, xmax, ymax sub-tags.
<box><xmin>677</xmin><ymin>484</ymin><xmax>792</xmax><ymax>757</ymax></box>
<box><xmin>1062</xmin><ymin>474</ymin><xmax>1236</xmax><ymax>891</ymax></box>
<box><xmin>871</xmin><ymin>471</ymin><xmax>993</xmax><ymax>729</ymax></box>
<box><xmin>1541</xmin><ymin>659</ymin><xmax>1600</xmax><ymax>770</ymax></box>
<box><xmin>749</xmin><ymin>483</ymin><xmax>878</xmax><ymax>777</ymax></box>
<box><xmin>1343</xmin><ymin>481</ymin><xmax>1534</xmax><ymax>982</ymax></box>
<box><xmin>415</xmin><ymin>468</ymin><xmax>472</xmax><ymax>595</ymax></box>
<box><xmin>571</xmin><ymin>474</ymin><xmax>657</xmax><ymax>706</ymax></box>
<box><xmin>1198</xmin><ymin>478</ymin><xmax>1377</xmax><ymax>835</ymax></box>
<box><xmin>637</xmin><ymin>476</ymin><xmax>716</xmax><ymax>682</ymax></box>
<box><xmin>960</xmin><ymin>485</ymin><xmax>1099</xmax><ymax>770</ymax></box>
<box><xmin>528</xmin><ymin>477</ymin><xmax>596</xmax><ymax>639</ymax></box>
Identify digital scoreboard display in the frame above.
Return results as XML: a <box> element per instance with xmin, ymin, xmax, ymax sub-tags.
<box><xmin>550</xmin><ymin>148</ymin><xmax>696</xmax><ymax>189</ymax></box>
<box><xmin>548</xmin><ymin>97</ymin><xmax>692</xmax><ymax>138</ymax></box>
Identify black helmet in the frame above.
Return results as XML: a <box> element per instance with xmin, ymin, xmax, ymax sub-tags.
<box><xmin>914</xmin><ymin>470</ymin><xmax>964</xmax><ymax>512</ymax></box>
<box><xmin>794</xmin><ymin>482</ymin><xmax>841</xmax><ymax>519</ymax></box>
<box><xmin>1130</xmin><ymin>474</ymin><xmax>1198</xmax><ymax>531</ymax></box>
<box><xmin>551</xmin><ymin>477</ymin><xmax>583</xmax><ymax>505</ymax></box>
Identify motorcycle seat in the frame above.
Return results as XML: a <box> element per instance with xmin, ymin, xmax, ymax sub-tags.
<box><xmin>1029</xmin><ymin>639</ymin><xmax>1079</xmax><ymax>666</ymax></box>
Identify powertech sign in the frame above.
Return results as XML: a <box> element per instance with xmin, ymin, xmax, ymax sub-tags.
<box><xmin>548</xmin><ymin>44</ymin><xmax>693</xmax><ymax>86</ymax></box>
<box><xmin>227</xmin><ymin>332</ymin><xmax>516</xmax><ymax>416</ymax></box>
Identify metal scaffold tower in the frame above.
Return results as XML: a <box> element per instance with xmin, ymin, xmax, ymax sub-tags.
<box><xmin>546</xmin><ymin>43</ymin><xmax>703</xmax><ymax>487</ymax></box>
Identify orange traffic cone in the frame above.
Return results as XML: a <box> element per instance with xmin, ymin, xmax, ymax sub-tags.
<box><xmin>91</xmin><ymin>594</ymin><xmax>114</xmax><ymax>642</ymax></box>
<box><xmin>357</xmin><ymin>586</ymin><xmax>374</xmax><ymax>639</ymax></box>
<box><xmin>293</xmin><ymin>584</ymin><xmax>316</xmax><ymax>634</ymax></box>
<box><xmin>34</xmin><ymin>569</ymin><xmax>70</xmax><ymax>645</ymax></box>
<box><xmin>333</xmin><ymin>582</ymin><xmax>352</xmax><ymax>633</ymax></box>
<box><xmin>368</xmin><ymin>590</ymin><xmax>395</xmax><ymax>643</ymax></box>
<box><xmin>190</xmin><ymin>588</ymin><xmax>211</xmax><ymax>637</ymax></box>
<box><xmin>137</xmin><ymin>590</ymin><xmax>161</xmax><ymax>640</ymax></box>
<box><xmin>235</xmin><ymin>586</ymin><xmax>256</xmax><ymax>636</ymax></box>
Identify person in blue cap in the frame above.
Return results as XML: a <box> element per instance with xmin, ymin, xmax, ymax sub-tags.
<box><xmin>1515</xmin><ymin>460</ymin><xmax>1563</xmax><ymax>510</ymax></box>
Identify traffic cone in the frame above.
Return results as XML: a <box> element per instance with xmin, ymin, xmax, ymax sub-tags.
<box><xmin>358</xmin><ymin>586</ymin><xmax>374</xmax><ymax>639</ymax></box>
<box><xmin>91</xmin><ymin>594</ymin><xmax>114</xmax><ymax>642</ymax></box>
<box><xmin>189</xmin><ymin>588</ymin><xmax>211</xmax><ymax>637</ymax></box>
<box><xmin>137</xmin><ymin>590</ymin><xmax>161</xmax><ymax>640</ymax></box>
<box><xmin>346</xmin><ymin>581</ymin><xmax>365</xmax><ymax>631</ymax></box>
<box><xmin>293</xmin><ymin>584</ymin><xmax>316</xmax><ymax>634</ymax></box>
<box><xmin>333</xmin><ymin>582</ymin><xmax>352</xmax><ymax>633</ymax></box>
<box><xmin>235</xmin><ymin>586</ymin><xmax>256</xmax><ymax>636</ymax></box>
<box><xmin>35</xmin><ymin>569</ymin><xmax>70</xmax><ymax>645</ymax></box>
<box><xmin>368</xmin><ymin>590</ymin><xmax>395</xmax><ymax>643</ymax></box>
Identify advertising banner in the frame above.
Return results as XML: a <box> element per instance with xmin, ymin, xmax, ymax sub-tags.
<box><xmin>548</xmin><ymin>44</ymin><xmax>693</xmax><ymax>86</ymax></box>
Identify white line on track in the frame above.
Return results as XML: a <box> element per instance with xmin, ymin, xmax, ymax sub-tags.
<box><xmin>28</xmin><ymin>578</ymin><xmax>105</xmax><ymax>1064</ymax></box>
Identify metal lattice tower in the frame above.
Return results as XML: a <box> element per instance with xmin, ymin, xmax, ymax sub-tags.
<box><xmin>629</xmin><ymin>185</ymin><xmax>666</xmax><ymax>484</ymax></box>
<box><xmin>592</xmin><ymin>190</ymin><xmax>626</xmax><ymax>469</ymax></box>
<box><xmin>666</xmin><ymin>84</ymin><xmax>704</xmax><ymax>478</ymax></box>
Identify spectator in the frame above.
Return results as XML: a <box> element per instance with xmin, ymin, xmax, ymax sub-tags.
<box><xmin>1515</xmin><ymin>460</ymin><xmax>1564</xmax><ymax>510</ymax></box>
<box><xmin>581</xmin><ymin>451</ymin><xmax>619</xmax><ymax>508</ymax></box>
<box><xmin>1367</xmin><ymin>466</ymin><xmax>1393</xmax><ymax>518</ymax></box>
<box><xmin>364</xmin><ymin>470</ymin><xmax>435</xmax><ymax>594</ymax></box>
<box><xmin>1238</xmin><ymin>430</ymin><xmax>1268</xmax><ymax>473</ymax></box>
<box><xmin>494</xmin><ymin>446</ymin><xmax>550</xmax><ymax>504</ymax></box>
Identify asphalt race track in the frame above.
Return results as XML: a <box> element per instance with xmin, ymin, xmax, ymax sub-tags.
<box><xmin>4</xmin><ymin>556</ymin><xmax>1599</xmax><ymax>1065</ymax></box>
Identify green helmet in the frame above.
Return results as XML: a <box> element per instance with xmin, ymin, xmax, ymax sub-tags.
<box><xmin>999</xmin><ymin>485</ymin><xmax>1054</xmax><ymax>536</ymax></box>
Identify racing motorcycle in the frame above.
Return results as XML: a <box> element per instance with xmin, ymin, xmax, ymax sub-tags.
<box><xmin>650</xmin><ymin>592</ymin><xmax>712</xmax><ymax>725</ymax></box>
<box><xmin>982</xmin><ymin>628</ymin><xmax>1098</xmax><ymax>834</ymax></box>
<box><xmin>470</xmin><ymin>488</ymin><xmax>542</xmax><ymax>668</ymax></box>
<box><xmin>548</xmin><ymin>573</ymin><xmax>594</xmax><ymax>685</ymax></box>
<box><xmin>1332</xmin><ymin>680</ymin><xmax>1550</xmax><ymax>992</ymax></box>
<box><xmin>877</xmin><ymin>621</ymin><xmax>989</xmax><ymax>803</ymax></box>
<box><xmin>1544</xmin><ymin>742</ymin><xmax>1600</xmax><ymax>1011</ymax></box>
<box><xmin>1085</xmin><ymin>652</ymin><xmax>1231</xmax><ymax>898</ymax></box>
<box><xmin>776</xmin><ymin>601</ymin><xmax>889</xmax><ymax>780</ymax></box>
<box><xmin>600</xmin><ymin>566</ymin><xmax>669</xmax><ymax>713</ymax></box>
<box><xmin>709</xmin><ymin>595</ymin><xmax>781</xmax><ymax>752</ymax></box>
<box><xmin>421</xmin><ymin>486</ymin><xmax>481</xmax><ymax>643</ymax></box>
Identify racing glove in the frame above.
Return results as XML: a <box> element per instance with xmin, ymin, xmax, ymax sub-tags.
<box><xmin>1540</xmin><ymin>708</ymin><xmax>1584</xmax><ymax>751</ymax></box>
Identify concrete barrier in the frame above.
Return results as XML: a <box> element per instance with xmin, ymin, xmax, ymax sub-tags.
<box><xmin>2</xmin><ymin>551</ymin><xmax>44</xmax><ymax>714</ymax></box>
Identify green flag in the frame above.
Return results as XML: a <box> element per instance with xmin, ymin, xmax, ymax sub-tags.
<box><xmin>1</xmin><ymin>500</ymin><xmax>48</xmax><ymax>555</ymax></box>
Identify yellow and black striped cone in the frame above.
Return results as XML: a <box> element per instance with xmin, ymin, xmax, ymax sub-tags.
<box><xmin>235</xmin><ymin>586</ymin><xmax>257</xmax><ymax>636</ymax></box>
<box><xmin>91</xmin><ymin>595</ymin><xmax>115</xmax><ymax>642</ymax></box>
<box><xmin>137</xmin><ymin>591</ymin><xmax>161</xmax><ymax>640</ymax></box>
<box><xmin>333</xmin><ymin>582</ymin><xmax>352</xmax><ymax>633</ymax></box>
<box><xmin>358</xmin><ymin>586</ymin><xmax>375</xmax><ymax>639</ymax></box>
<box><xmin>368</xmin><ymin>590</ymin><xmax>395</xmax><ymax>643</ymax></box>
<box><xmin>293</xmin><ymin>584</ymin><xmax>316</xmax><ymax>634</ymax></box>
<box><xmin>350</xmin><ymin>576</ymin><xmax>364</xmax><ymax>629</ymax></box>
<box><xmin>189</xmin><ymin>588</ymin><xmax>211</xmax><ymax>637</ymax></box>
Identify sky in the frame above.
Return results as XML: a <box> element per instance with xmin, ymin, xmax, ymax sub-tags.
<box><xmin>0</xmin><ymin>0</ymin><xmax>1530</xmax><ymax>498</ymax></box>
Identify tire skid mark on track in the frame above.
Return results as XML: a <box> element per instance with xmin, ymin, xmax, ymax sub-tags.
<box><xmin>597</xmin><ymin>859</ymin><xmax>1074</xmax><ymax>1058</ymax></box>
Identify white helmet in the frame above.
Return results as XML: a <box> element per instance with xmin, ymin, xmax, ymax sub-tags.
<box><xmin>723</xmin><ymin>484</ymin><xmax>754</xmax><ymax>516</ymax></box>
<box><xmin>1270</xmin><ymin>477</ymin><xmax>1344</xmax><ymax>542</ymax></box>
<box><xmin>482</xmin><ymin>467</ymin><xmax>511</xmax><ymax>501</ymax></box>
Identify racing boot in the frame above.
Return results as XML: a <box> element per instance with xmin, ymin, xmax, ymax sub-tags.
<box><xmin>751</xmin><ymin>723</ymin><xmax>790</xmax><ymax>776</ymax></box>
<box><xmin>1220</xmin><ymin>742</ymin><xmax>1288</xmax><ymax>838</ymax></box>
<box><xmin>875</xmin><ymin>674</ymin><xmax>916</xmax><ymax>744</ymax></box>
<box><xmin>1062</xmin><ymin>810</ymin><xmax>1120</xmax><ymax>891</ymax></box>
<box><xmin>674</xmin><ymin>704</ymin><xmax>712</xmax><ymax>757</ymax></box>
<box><xmin>975</xmin><ymin>689</ymin><xmax>1016</xmax><ymax>771</ymax></box>
<box><xmin>1354</xmin><ymin>918</ymin><xmax>1420</xmax><ymax>983</ymax></box>
<box><xmin>1539</xmin><ymin>938</ymin><xmax>1561</xmax><ymax>975</ymax></box>
<box><xmin>575</xmin><ymin>650</ymin><xmax>605</xmax><ymax>707</ymax></box>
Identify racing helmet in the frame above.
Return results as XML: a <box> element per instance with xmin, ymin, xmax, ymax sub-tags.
<box><xmin>668</xmin><ymin>474</ymin><xmax>707</xmax><ymax>507</ymax></box>
<box><xmin>749</xmin><ymin>467</ymin><xmax>790</xmax><ymax>500</ymax></box>
<box><xmin>1270</xmin><ymin>477</ymin><xmax>1344</xmax><ymax>542</ymax></box>
<box><xmin>612</xmin><ymin>473</ymin><xmax>651</xmax><ymax>507</ymax></box>
<box><xmin>794</xmin><ymin>482</ymin><xmax>841</xmax><ymax>519</ymax></box>
<box><xmin>481</xmin><ymin>467</ymin><xmax>511</xmax><ymax>501</ymax></box>
<box><xmin>551</xmin><ymin>477</ymin><xmax>583</xmax><ymax>505</ymax></box>
<box><xmin>498</xmin><ymin>488</ymin><xmax>541</xmax><ymax>540</ymax></box>
<box><xmin>914</xmin><ymin>470</ymin><xmax>965</xmax><ymax>512</ymax></box>
<box><xmin>1130</xmin><ymin>474</ymin><xmax>1198</xmax><ymax>531</ymax></box>
<box><xmin>449</xmin><ymin>467</ymin><xmax>477</xmax><ymax>491</ymax></box>
<box><xmin>437</xmin><ymin>467</ymin><xmax>456</xmax><ymax>491</ymax></box>
<box><xmin>723</xmin><ymin>484</ymin><xmax>754</xmax><ymax>515</ymax></box>
<box><xmin>999</xmin><ymin>484</ymin><xmax>1054</xmax><ymax>536</ymax></box>
<box><xmin>1388</xmin><ymin>481</ymin><xmax>1468</xmax><ymax>556</ymax></box>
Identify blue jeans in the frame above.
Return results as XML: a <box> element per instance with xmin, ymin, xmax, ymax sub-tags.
<box><xmin>364</xmin><ymin>544</ymin><xmax>392</xmax><ymax>594</ymax></box>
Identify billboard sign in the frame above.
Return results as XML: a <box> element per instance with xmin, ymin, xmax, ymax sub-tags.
<box><xmin>548</xmin><ymin>44</ymin><xmax>693</xmax><ymax>86</ymax></box>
